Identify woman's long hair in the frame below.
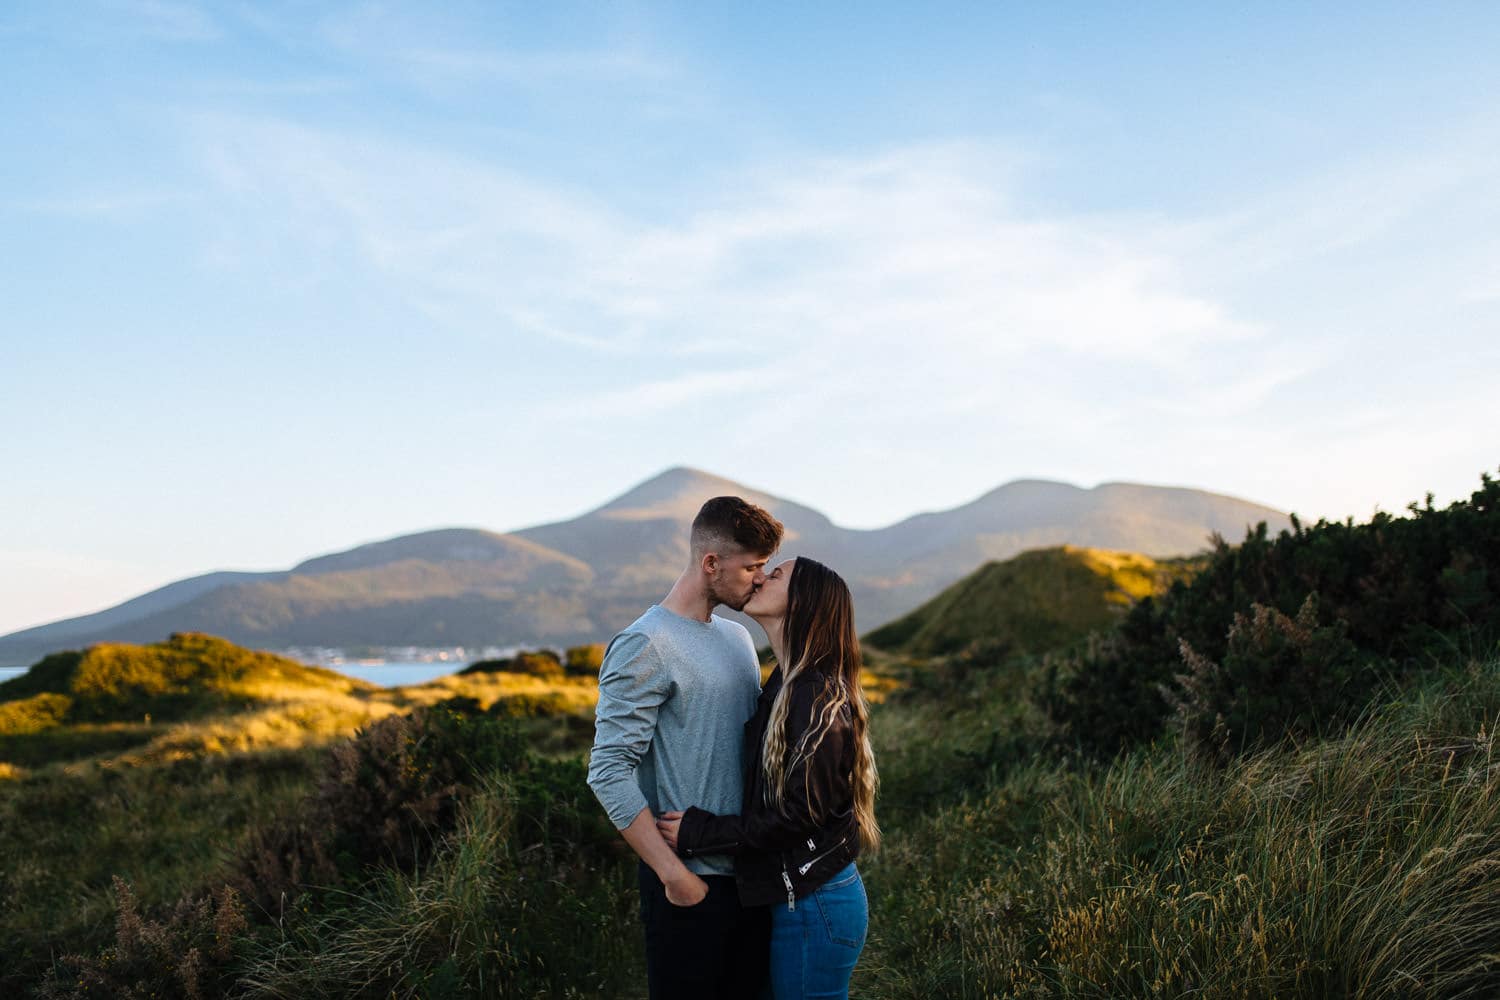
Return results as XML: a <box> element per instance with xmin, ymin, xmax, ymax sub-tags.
<box><xmin>760</xmin><ymin>557</ymin><xmax>880</xmax><ymax>854</ymax></box>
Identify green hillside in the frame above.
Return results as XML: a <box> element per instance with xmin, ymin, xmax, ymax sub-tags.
<box><xmin>0</xmin><ymin>632</ymin><xmax>370</xmax><ymax>724</ymax></box>
<box><xmin>0</xmin><ymin>633</ymin><xmax>378</xmax><ymax>767</ymax></box>
<box><xmin>864</xmin><ymin>545</ymin><xmax>1197</xmax><ymax>656</ymax></box>
<box><xmin>5</xmin><ymin>473</ymin><xmax>1498</xmax><ymax>998</ymax></box>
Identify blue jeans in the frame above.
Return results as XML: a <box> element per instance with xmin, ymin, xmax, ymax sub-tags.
<box><xmin>768</xmin><ymin>863</ymin><xmax>867</xmax><ymax>1000</ymax></box>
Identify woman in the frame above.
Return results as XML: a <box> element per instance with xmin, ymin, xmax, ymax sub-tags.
<box><xmin>657</xmin><ymin>556</ymin><xmax>880</xmax><ymax>1000</ymax></box>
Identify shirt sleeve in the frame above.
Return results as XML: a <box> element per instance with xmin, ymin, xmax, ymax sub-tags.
<box><xmin>586</xmin><ymin>630</ymin><xmax>672</xmax><ymax>830</ymax></box>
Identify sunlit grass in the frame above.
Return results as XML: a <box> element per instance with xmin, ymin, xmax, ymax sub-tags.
<box><xmin>864</xmin><ymin>545</ymin><xmax>1201</xmax><ymax>657</ymax></box>
<box><xmin>394</xmin><ymin>671</ymin><xmax>601</xmax><ymax>714</ymax></box>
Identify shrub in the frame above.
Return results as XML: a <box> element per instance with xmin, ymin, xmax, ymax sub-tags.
<box><xmin>460</xmin><ymin>650</ymin><xmax>565</xmax><ymax>679</ymax></box>
<box><xmin>39</xmin><ymin>877</ymin><xmax>248</xmax><ymax>1000</ymax></box>
<box><xmin>565</xmin><ymin>643</ymin><xmax>605</xmax><ymax>676</ymax></box>
<box><xmin>1160</xmin><ymin>594</ymin><xmax>1365</xmax><ymax>760</ymax></box>
<box><xmin>0</xmin><ymin>692</ymin><xmax>73</xmax><ymax>735</ymax></box>
<box><xmin>1045</xmin><ymin>470</ymin><xmax>1500</xmax><ymax>757</ymax></box>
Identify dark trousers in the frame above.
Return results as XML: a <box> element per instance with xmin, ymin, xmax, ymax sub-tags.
<box><xmin>638</xmin><ymin>861</ymin><xmax>770</xmax><ymax>1000</ymax></box>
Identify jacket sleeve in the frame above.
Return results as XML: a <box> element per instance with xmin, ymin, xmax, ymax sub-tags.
<box><xmin>586</xmin><ymin>631</ymin><xmax>671</xmax><ymax>830</ymax></box>
<box><xmin>677</xmin><ymin>682</ymin><xmax>850</xmax><ymax>857</ymax></box>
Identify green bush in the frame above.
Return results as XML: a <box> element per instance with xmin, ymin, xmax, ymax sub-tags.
<box><xmin>1045</xmin><ymin>470</ymin><xmax>1500</xmax><ymax>757</ymax></box>
<box><xmin>1161</xmin><ymin>594</ymin><xmax>1365</xmax><ymax>760</ymax></box>
<box><xmin>460</xmin><ymin>649</ymin><xmax>565</xmax><ymax>679</ymax></box>
<box><xmin>565</xmin><ymin>643</ymin><xmax>605</xmax><ymax>676</ymax></box>
<box><xmin>0</xmin><ymin>692</ymin><xmax>73</xmax><ymax>736</ymax></box>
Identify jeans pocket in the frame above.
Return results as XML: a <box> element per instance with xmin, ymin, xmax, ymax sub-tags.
<box><xmin>812</xmin><ymin>875</ymin><xmax>867</xmax><ymax>950</ymax></box>
<box><xmin>822</xmin><ymin>865</ymin><xmax>860</xmax><ymax>891</ymax></box>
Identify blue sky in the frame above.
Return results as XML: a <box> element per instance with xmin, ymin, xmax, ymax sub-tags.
<box><xmin>3</xmin><ymin>1</ymin><xmax>1499</xmax><ymax>635</ymax></box>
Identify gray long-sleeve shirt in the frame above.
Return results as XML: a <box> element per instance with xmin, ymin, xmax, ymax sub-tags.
<box><xmin>586</xmin><ymin>604</ymin><xmax>762</xmax><ymax>877</ymax></box>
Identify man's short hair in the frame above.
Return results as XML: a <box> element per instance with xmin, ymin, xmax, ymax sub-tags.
<box><xmin>691</xmin><ymin>496</ymin><xmax>784</xmax><ymax>556</ymax></box>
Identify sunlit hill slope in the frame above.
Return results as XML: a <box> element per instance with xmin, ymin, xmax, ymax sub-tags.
<box><xmin>864</xmin><ymin>545</ymin><xmax>1200</xmax><ymax>656</ymax></box>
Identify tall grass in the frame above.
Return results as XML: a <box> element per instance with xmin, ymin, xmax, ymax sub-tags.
<box><xmin>237</xmin><ymin>776</ymin><xmax>643</xmax><ymax>999</ymax></box>
<box><xmin>859</xmin><ymin>661</ymin><xmax>1500</xmax><ymax>998</ymax></box>
<box><xmin>0</xmin><ymin>748</ymin><xmax>320</xmax><ymax>994</ymax></box>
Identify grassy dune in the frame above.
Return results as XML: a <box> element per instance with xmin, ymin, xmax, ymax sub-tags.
<box><xmin>865</xmin><ymin>546</ymin><xmax>1199</xmax><ymax>656</ymax></box>
<box><xmin>0</xmin><ymin>633</ymin><xmax>608</xmax><ymax>993</ymax></box>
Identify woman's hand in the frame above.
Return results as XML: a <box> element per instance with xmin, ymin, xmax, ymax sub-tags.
<box><xmin>657</xmin><ymin>810</ymin><xmax>684</xmax><ymax>850</ymax></box>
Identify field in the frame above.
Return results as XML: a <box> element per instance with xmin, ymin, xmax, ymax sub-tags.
<box><xmin>3</xmin><ymin>474</ymin><xmax>1499</xmax><ymax>997</ymax></box>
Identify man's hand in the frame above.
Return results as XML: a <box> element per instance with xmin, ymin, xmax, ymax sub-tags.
<box><xmin>618</xmin><ymin>807</ymin><xmax>706</xmax><ymax>907</ymax></box>
<box><xmin>664</xmin><ymin>869</ymin><xmax>708</xmax><ymax>907</ymax></box>
<box><xmin>656</xmin><ymin>810</ymin><xmax>684</xmax><ymax>850</ymax></box>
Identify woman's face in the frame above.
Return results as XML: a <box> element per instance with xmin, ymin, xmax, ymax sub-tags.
<box><xmin>743</xmin><ymin>558</ymin><xmax>795</xmax><ymax>618</ymax></box>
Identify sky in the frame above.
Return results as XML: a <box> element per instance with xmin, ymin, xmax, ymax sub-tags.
<box><xmin>2</xmin><ymin>1</ymin><xmax>1499</xmax><ymax>636</ymax></box>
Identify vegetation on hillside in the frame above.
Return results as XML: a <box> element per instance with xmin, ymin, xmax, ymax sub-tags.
<box><xmin>865</xmin><ymin>546</ymin><xmax>1198</xmax><ymax>656</ymax></box>
<box><xmin>862</xmin><ymin>662</ymin><xmax>1500</xmax><ymax>998</ymax></box>
<box><xmin>1045</xmin><ymin>472</ymin><xmax>1500</xmax><ymax>757</ymax></box>
<box><xmin>3</xmin><ymin>469</ymin><xmax>1498</xmax><ymax>997</ymax></box>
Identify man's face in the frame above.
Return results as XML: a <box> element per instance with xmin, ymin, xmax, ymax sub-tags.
<box><xmin>706</xmin><ymin>549</ymin><xmax>772</xmax><ymax>611</ymax></box>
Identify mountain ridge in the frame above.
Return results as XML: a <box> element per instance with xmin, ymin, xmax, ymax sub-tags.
<box><xmin>0</xmin><ymin>467</ymin><xmax>1291</xmax><ymax>662</ymax></box>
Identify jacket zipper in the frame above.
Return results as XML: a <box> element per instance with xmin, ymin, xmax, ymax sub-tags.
<box><xmin>781</xmin><ymin>868</ymin><xmax>795</xmax><ymax>911</ymax></box>
<box><xmin>797</xmin><ymin>835</ymin><xmax>847</xmax><ymax>876</ymax></box>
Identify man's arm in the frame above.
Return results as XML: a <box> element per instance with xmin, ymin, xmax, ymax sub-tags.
<box><xmin>621</xmin><ymin>807</ymin><xmax>708</xmax><ymax>906</ymax></box>
<box><xmin>586</xmin><ymin>631</ymin><xmax>708</xmax><ymax>906</ymax></box>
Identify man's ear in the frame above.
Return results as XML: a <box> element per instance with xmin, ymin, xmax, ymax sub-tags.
<box><xmin>701</xmin><ymin>551</ymin><xmax>719</xmax><ymax>575</ymax></box>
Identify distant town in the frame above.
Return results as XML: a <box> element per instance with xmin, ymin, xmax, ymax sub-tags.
<box><xmin>278</xmin><ymin>645</ymin><xmax>527</xmax><ymax>669</ymax></box>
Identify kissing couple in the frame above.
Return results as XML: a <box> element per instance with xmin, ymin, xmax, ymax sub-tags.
<box><xmin>587</xmin><ymin>495</ymin><xmax>880</xmax><ymax>999</ymax></box>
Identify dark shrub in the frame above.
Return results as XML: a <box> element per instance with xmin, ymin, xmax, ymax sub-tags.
<box><xmin>40</xmin><ymin>877</ymin><xmax>247</xmax><ymax>1000</ymax></box>
<box><xmin>1046</xmin><ymin>470</ymin><xmax>1500</xmax><ymax>757</ymax></box>
<box><xmin>1160</xmin><ymin>594</ymin><xmax>1364</xmax><ymax>761</ymax></box>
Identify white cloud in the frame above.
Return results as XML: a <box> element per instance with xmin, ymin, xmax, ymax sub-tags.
<box><xmin>188</xmin><ymin>121</ymin><xmax>1261</xmax><ymax>370</ymax></box>
<box><xmin>168</xmin><ymin>110</ymin><xmax>1500</xmax><ymax>532</ymax></box>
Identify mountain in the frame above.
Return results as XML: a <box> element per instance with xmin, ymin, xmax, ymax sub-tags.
<box><xmin>863</xmin><ymin>546</ymin><xmax>1198</xmax><ymax>656</ymax></box>
<box><xmin>0</xmin><ymin>467</ymin><xmax>1290</xmax><ymax>662</ymax></box>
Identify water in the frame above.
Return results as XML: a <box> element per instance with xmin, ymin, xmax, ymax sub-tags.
<box><xmin>0</xmin><ymin>661</ymin><xmax>462</xmax><ymax>689</ymax></box>
<box><xmin>327</xmin><ymin>661</ymin><xmax>464</xmax><ymax>687</ymax></box>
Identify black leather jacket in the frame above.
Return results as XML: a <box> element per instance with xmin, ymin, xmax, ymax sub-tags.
<box><xmin>676</xmin><ymin>666</ymin><xmax>860</xmax><ymax>909</ymax></box>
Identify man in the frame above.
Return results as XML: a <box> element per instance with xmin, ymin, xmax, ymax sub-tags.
<box><xmin>587</xmin><ymin>495</ymin><xmax>785</xmax><ymax>1000</ymax></box>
